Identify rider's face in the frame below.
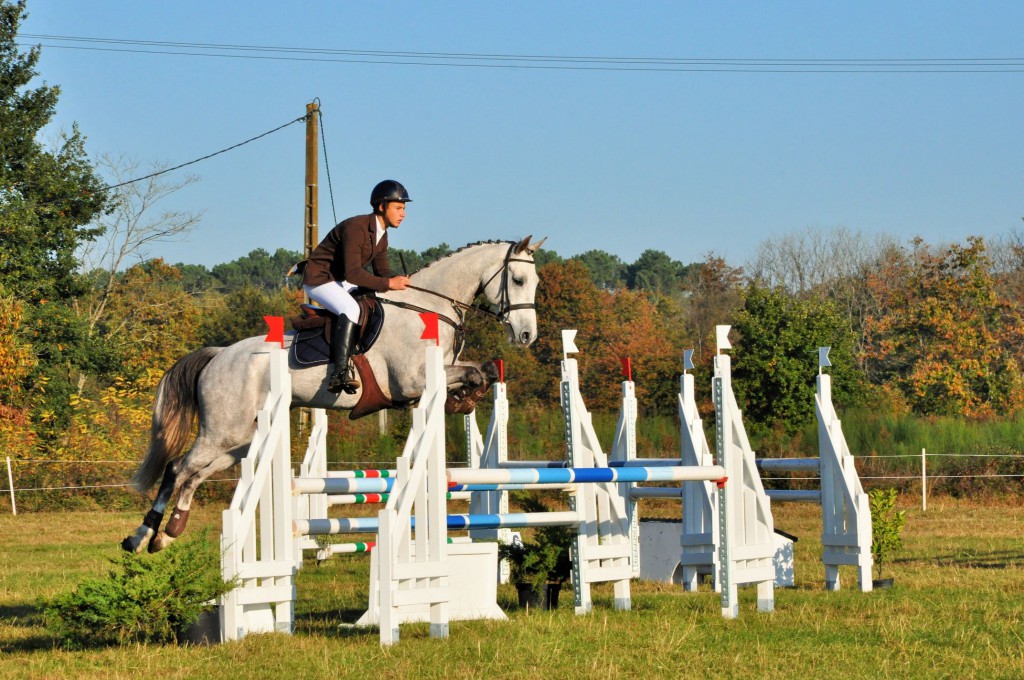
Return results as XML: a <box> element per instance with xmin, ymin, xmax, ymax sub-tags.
<box><xmin>383</xmin><ymin>201</ymin><xmax>406</xmax><ymax>228</ymax></box>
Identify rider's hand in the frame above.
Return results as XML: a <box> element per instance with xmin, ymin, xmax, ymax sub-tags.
<box><xmin>388</xmin><ymin>275</ymin><xmax>411</xmax><ymax>291</ymax></box>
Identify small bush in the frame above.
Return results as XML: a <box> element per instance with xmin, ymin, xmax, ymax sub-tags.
<box><xmin>869</xmin><ymin>488</ymin><xmax>906</xmax><ymax>580</ymax></box>
<box><xmin>43</xmin><ymin>531</ymin><xmax>235</xmax><ymax>647</ymax></box>
<box><xmin>498</xmin><ymin>492</ymin><xmax>574</xmax><ymax>590</ymax></box>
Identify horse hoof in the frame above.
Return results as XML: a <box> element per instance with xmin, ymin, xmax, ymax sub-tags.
<box><xmin>148</xmin><ymin>531</ymin><xmax>174</xmax><ymax>553</ymax></box>
<box><xmin>481</xmin><ymin>361</ymin><xmax>500</xmax><ymax>381</ymax></box>
<box><xmin>122</xmin><ymin>525</ymin><xmax>155</xmax><ymax>554</ymax></box>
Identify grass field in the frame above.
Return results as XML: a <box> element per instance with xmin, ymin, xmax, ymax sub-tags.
<box><xmin>1</xmin><ymin>497</ymin><xmax>1023</xmax><ymax>679</ymax></box>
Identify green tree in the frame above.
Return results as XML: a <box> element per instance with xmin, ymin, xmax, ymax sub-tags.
<box><xmin>627</xmin><ymin>249</ymin><xmax>686</xmax><ymax>294</ymax></box>
<box><xmin>173</xmin><ymin>263</ymin><xmax>215</xmax><ymax>293</ymax></box>
<box><xmin>572</xmin><ymin>249</ymin><xmax>626</xmax><ymax>290</ymax></box>
<box><xmin>0</xmin><ymin>2</ymin><xmax>109</xmax><ymax>435</ymax></box>
<box><xmin>210</xmin><ymin>247</ymin><xmax>301</xmax><ymax>292</ymax></box>
<box><xmin>731</xmin><ymin>283</ymin><xmax>862</xmax><ymax>435</ymax></box>
<box><xmin>98</xmin><ymin>260</ymin><xmax>204</xmax><ymax>377</ymax></box>
<box><xmin>199</xmin><ymin>285</ymin><xmax>300</xmax><ymax>347</ymax></box>
<box><xmin>531</xmin><ymin>248</ymin><xmax>562</xmax><ymax>268</ymax></box>
<box><xmin>388</xmin><ymin>243</ymin><xmax>452</xmax><ymax>275</ymax></box>
<box><xmin>0</xmin><ymin>1</ymin><xmax>106</xmax><ymax>302</ymax></box>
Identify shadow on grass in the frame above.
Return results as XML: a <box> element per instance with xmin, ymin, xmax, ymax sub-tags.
<box><xmin>0</xmin><ymin>603</ymin><xmax>58</xmax><ymax>653</ymax></box>
<box><xmin>895</xmin><ymin>549</ymin><xmax>1024</xmax><ymax>569</ymax></box>
<box><xmin>295</xmin><ymin>608</ymin><xmax>378</xmax><ymax>640</ymax></box>
<box><xmin>932</xmin><ymin>549</ymin><xmax>1024</xmax><ymax>569</ymax></box>
<box><xmin>299</xmin><ymin>606</ymin><xmax>382</xmax><ymax>639</ymax></box>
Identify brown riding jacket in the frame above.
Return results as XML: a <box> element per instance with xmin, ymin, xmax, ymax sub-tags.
<box><xmin>301</xmin><ymin>213</ymin><xmax>393</xmax><ymax>291</ymax></box>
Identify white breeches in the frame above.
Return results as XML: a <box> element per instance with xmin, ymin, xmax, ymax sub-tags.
<box><xmin>304</xmin><ymin>281</ymin><xmax>361</xmax><ymax>324</ymax></box>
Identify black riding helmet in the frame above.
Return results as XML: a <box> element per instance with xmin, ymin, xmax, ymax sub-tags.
<box><xmin>370</xmin><ymin>180</ymin><xmax>412</xmax><ymax>213</ymax></box>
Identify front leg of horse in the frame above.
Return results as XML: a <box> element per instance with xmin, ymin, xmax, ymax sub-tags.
<box><xmin>443</xmin><ymin>360</ymin><xmax>500</xmax><ymax>414</ymax></box>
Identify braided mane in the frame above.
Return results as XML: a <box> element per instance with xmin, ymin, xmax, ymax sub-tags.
<box><xmin>418</xmin><ymin>239</ymin><xmax>517</xmax><ymax>271</ymax></box>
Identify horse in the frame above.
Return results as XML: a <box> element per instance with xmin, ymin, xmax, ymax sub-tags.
<box><xmin>122</xmin><ymin>237</ymin><xmax>543</xmax><ymax>553</ymax></box>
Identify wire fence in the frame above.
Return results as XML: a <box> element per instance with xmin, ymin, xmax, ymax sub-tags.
<box><xmin>4</xmin><ymin>449</ymin><xmax>1023</xmax><ymax>515</ymax></box>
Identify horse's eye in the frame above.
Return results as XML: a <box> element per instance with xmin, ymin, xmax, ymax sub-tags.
<box><xmin>513</xmin><ymin>276</ymin><xmax>525</xmax><ymax>286</ymax></box>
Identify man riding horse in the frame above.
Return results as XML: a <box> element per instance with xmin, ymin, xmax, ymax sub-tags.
<box><xmin>120</xmin><ymin>178</ymin><xmax>545</xmax><ymax>554</ymax></box>
<box><xmin>301</xmin><ymin>180</ymin><xmax>413</xmax><ymax>394</ymax></box>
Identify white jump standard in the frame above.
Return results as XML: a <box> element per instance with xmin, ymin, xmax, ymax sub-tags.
<box><xmin>754</xmin><ymin>346</ymin><xmax>873</xmax><ymax>592</ymax></box>
<box><xmin>221</xmin><ymin>329</ymin><xmax>752</xmax><ymax>645</ymax></box>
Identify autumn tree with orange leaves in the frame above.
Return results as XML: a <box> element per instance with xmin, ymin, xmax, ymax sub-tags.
<box><xmin>862</xmin><ymin>237</ymin><xmax>1024</xmax><ymax>417</ymax></box>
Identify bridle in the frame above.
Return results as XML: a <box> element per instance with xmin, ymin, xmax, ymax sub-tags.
<box><xmin>379</xmin><ymin>242</ymin><xmax>537</xmax><ymax>356</ymax></box>
<box><xmin>475</xmin><ymin>241</ymin><xmax>538</xmax><ymax>323</ymax></box>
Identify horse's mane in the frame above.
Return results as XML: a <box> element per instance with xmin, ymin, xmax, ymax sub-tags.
<box><xmin>417</xmin><ymin>239</ymin><xmax>517</xmax><ymax>272</ymax></box>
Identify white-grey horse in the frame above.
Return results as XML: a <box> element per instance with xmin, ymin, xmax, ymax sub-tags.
<box><xmin>122</xmin><ymin>237</ymin><xmax>543</xmax><ymax>553</ymax></box>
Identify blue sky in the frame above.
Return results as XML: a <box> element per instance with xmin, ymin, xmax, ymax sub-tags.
<box><xmin>20</xmin><ymin>1</ymin><xmax>1024</xmax><ymax>269</ymax></box>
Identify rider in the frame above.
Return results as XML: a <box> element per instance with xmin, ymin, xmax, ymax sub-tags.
<box><xmin>302</xmin><ymin>180</ymin><xmax>412</xmax><ymax>394</ymax></box>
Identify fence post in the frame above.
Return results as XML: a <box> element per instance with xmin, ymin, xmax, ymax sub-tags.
<box><xmin>6</xmin><ymin>457</ymin><xmax>16</xmax><ymax>516</ymax></box>
<box><xmin>921</xmin><ymin>448</ymin><xmax>927</xmax><ymax>512</ymax></box>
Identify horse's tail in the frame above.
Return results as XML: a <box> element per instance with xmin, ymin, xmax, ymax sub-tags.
<box><xmin>131</xmin><ymin>347</ymin><xmax>222</xmax><ymax>492</ymax></box>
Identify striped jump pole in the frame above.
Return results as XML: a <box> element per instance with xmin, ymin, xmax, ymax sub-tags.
<box><xmin>448</xmin><ymin>464</ymin><xmax>726</xmax><ymax>487</ymax></box>
<box><xmin>321</xmin><ymin>541</ymin><xmax>377</xmax><ymax>555</ymax></box>
<box><xmin>325</xmin><ymin>469</ymin><xmax>397</xmax><ymax>479</ymax></box>
<box><xmin>316</xmin><ymin>536</ymin><xmax>477</xmax><ymax>560</ymax></box>
<box><xmin>328</xmin><ymin>493</ymin><xmax>389</xmax><ymax>505</ymax></box>
<box><xmin>294</xmin><ymin>511</ymin><xmax>582</xmax><ymax>537</ymax></box>
<box><xmin>448</xmin><ymin>482</ymin><xmax>576</xmax><ymax>493</ymax></box>
<box><xmin>327</xmin><ymin>491</ymin><xmax>471</xmax><ymax>506</ymax></box>
<box><xmin>293</xmin><ymin>477</ymin><xmax>394</xmax><ymax>495</ymax></box>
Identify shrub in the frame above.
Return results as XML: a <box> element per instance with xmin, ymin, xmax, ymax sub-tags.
<box><xmin>498</xmin><ymin>492</ymin><xmax>574</xmax><ymax>590</ymax></box>
<box><xmin>44</xmin><ymin>531</ymin><xmax>235</xmax><ymax>647</ymax></box>
<box><xmin>869</xmin><ymin>488</ymin><xmax>906</xmax><ymax>580</ymax></box>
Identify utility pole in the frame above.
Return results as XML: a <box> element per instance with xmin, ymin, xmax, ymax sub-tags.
<box><xmin>304</xmin><ymin>101</ymin><xmax>319</xmax><ymax>287</ymax></box>
<box><xmin>300</xmin><ymin>101</ymin><xmax>319</xmax><ymax>434</ymax></box>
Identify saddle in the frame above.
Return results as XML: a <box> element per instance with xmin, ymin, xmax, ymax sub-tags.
<box><xmin>290</xmin><ymin>291</ymin><xmax>385</xmax><ymax>365</ymax></box>
<box><xmin>289</xmin><ymin>290</ymin><xmax>496</xmax><ymax>419</ymax></box>
<box><xmin>290</xmin><ymin>292</ymin><xmax>390</xmax><ymax>419</ymax></box>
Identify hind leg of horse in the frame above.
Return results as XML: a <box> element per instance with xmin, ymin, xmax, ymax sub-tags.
<box><xmin>121</xmin><ymin>461</ymin><xmax>180</xmax><ymax>553</ymax></box>
<box><xmin>148</xmin><ymin>445</ymin><xmax>244</xmax><ymax>553</ymax></box>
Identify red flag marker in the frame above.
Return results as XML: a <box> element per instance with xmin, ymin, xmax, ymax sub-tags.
<box><xmin>264</xmin><ymin>315</ymin><xmax>285</xmax><ymax>348</ymax></box>
<box><xmin>420</xmin><ymin>312</ymin><xmax>439</xmax><ymax>346</ymax></box>
<box><xmin>620</xmin><ymin>357</ymin><xmax>633</xmax><ymax>382</ymax></box>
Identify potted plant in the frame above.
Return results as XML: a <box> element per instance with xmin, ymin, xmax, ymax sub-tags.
<box><xmin>868</xmin><ymin>487</ymin><xmax>906</xmax><ymax>589</ymax></box>
<box><xmin>498</xmin><ymin>493</ymin><xmax>573</xmax><ymax>610</ymax></box>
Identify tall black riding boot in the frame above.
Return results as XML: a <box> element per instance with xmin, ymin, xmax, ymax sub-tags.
<box><xmin>328</xmin><ymin>315</ymin><xmax>360</xmax><ymax>395</ymax></box>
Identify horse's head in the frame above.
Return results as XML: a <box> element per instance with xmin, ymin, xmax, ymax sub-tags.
<box><xmin>481</xmin><ymin>236</ymin><xmax>544</xmax><ymax>347</ymax></box>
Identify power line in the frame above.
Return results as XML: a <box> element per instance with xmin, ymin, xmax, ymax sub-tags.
<box><xmin>102</xmin><ymin>114</ymin><xmax>306</xmax><ymax>191</ymax></box>
<box><xmin>0</xmin><ymin>113</ymin><xmax>306</xmax><ymax>217</ymax></box>
<box><xmin>17</xmin><ymin>34</ymin><xmax>1024</xmax><ymax>73</ymax></box>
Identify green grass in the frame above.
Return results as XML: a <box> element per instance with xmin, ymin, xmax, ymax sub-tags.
<box><xmin>2</xmin><ymin>498</ymin><xmax>1023</xmax><ymax>679</ymax></box>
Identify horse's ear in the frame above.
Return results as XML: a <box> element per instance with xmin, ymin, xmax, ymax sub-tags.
<box><xmin>513</xmin><ymin>235</ymin><xmax>532</xmax><ymax>255</ymax></box>
<box><xmin>527</xmin><ymin>237</ymin><xmax>547</xmax><ymax>254</ymax></box>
